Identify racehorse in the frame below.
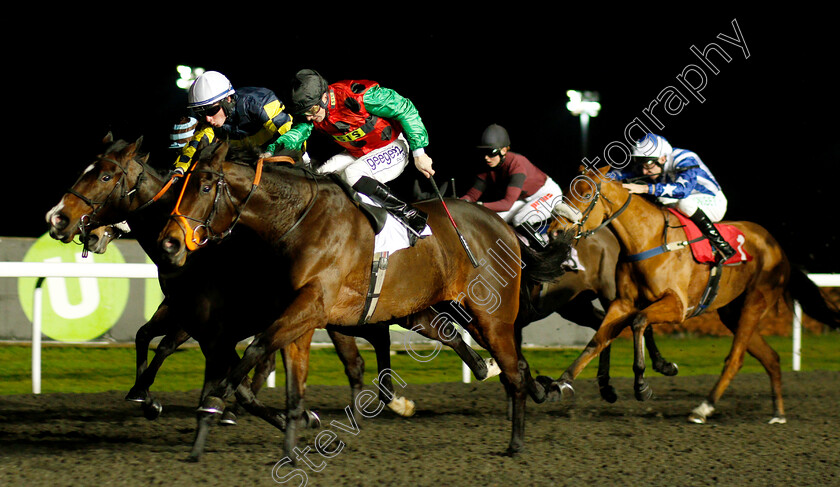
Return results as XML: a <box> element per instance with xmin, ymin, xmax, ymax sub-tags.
<box><xmin>156</xmin><ymin>140</ymin><xmax>574</xmax><ymax>459</ymax></box>
<box><xmin>547</xmin><ymin>165</ymin><xmax>840</xmax><ymax>423</ymax></box>
<box><xmin>525</xmin><ymin>227</ymin><xmax>678</xmax><ymax>403</ymax></box>
<box><xmin>411</xmin><ymin>181</ymin><xmax>678</xmax><ymax>403</ymax></box>
<box><xmin>45</xmin><ymin>134</ymin><xmax>416</xmax><ymax>426</ymax></box>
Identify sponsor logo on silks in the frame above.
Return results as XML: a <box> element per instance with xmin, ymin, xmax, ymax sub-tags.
<box><xmin>530</xmin><ymin>192</ymin><xmax>554</xmax><ymax>210</ymax></box>
<box><xmin>364</xmin><ymin>145</ymin><xmax>406</xmax><ymax>171</ymax></box>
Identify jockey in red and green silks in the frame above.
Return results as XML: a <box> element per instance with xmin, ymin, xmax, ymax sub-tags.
<box><xmin>270</xmin><ymin>69</ymin><xmax>435</xmax><ymax>239</ymax></box>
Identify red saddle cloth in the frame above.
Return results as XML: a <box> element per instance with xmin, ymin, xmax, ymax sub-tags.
<box><xmin>667</xmin><ymin>209</ymin><xmax>751</xmax><ymax>265</ymax></box>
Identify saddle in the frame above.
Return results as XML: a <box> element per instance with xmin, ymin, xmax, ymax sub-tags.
<box><xmin>667</xmin><ymin>209</ymin><xmax>751</xmax><ymax>265</ymax></box>
<box><xmin>327</xmin><ymin>173</ymin><xmax>389</xmax><ymax>234</ymax></box>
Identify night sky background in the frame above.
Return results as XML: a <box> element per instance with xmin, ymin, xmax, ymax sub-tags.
<box><xmin>7</xmin><ymin>8</ymin><xmax>839</xmax><ymax>272</ymax></box>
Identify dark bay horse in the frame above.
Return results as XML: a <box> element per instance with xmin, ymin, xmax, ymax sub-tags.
<box><xmin>45</xmin><ymin>134</ymin><xmax>416</xmax><ymax>425</ymax></box>
<box><xmin>157</xmin><ymin>141</ymin><xmax>573</xmax><ymax>458</ymax></box>
<box><xmin>548</xmin><ymin>165</ymin><xmax>840</xmax><ymax>423</ymax></box>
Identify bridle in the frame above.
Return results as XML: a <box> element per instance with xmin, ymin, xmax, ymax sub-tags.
<box><xmin>169</xmin><ymin>155</ymin><xmax>317</xmax><ymax>251</ymax></box>
<box><xmin>64</xmin><ymin>155</ymin><xmax>150</xmax><ymax>255</ymax></box>
<box><xmin>570</xmin><ymin>179</ymin><xmax>632</xmax><ymax>240</ymax></box>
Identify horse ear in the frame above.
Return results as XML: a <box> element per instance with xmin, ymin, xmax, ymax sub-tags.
<box><xmin>210</xmin><ymin>142</ymin><xmax>230</xmax><ymax>167</ymax></box>
<box><xmin>103</xmin><ymin>132</ymin><xmax>114</xmax><ymax>145</ymax></box>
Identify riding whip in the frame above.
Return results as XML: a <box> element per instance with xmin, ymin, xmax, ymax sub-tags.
<box><xmin>429</xmin><ymin>176</ymin><xmax>480</xmax><ymax>268</ymax></box>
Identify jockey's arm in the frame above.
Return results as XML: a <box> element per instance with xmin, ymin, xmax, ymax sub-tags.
<box><xmin>364</xmin><ymin>85</ymin><xmax>434</xmax><ymax>177</ymax></box>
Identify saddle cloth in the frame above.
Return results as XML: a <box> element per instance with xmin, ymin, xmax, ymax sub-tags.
<box><xmin>359</xmin><ymin>194</ymin><xmax>433</xmax><ymax>254</ymax></box>
<box><xmin>667</xmin><ymin>208</ymin><xmax>751</xmax><ymax>265</ymax></box>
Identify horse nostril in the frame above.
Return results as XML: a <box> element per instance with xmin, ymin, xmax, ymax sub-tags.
<box><xmin>51</xmin><ymin>213</ymin><xmax>69</xmax><ymax>231</ymax></box>
<box><xmin>161</xmin><ymin>237</ymin><xmax>181</xmax><ymax>255</ymax></box>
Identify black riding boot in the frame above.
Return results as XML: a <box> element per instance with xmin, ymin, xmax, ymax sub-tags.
<box><xmin>353</xmin><ymin>176</ymin><xmax>428</xmax><ymax>237</ymax></box>
<box><xmin>688</xmin><ymin>209</ymin><xmax>736</xmax><ymax>262</ymax></box>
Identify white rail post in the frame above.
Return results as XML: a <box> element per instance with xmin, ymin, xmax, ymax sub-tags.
<box><xmin>32</xmin><ymin>277</ymin><xmax>45</xmax><ymax>394</ymax></box>
<box><xmin>792</xmin><ymin>301</ymin><xmax>802</xmax><ymax>371</ymax></box>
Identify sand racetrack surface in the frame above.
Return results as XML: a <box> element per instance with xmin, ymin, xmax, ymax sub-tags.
<box><xmin>1</xmin><ymin>371</ymin><xmax>838</xmax><ymax>486</ymax></box>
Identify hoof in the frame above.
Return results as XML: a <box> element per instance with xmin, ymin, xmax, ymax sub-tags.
<box><xmin>599</xmin><ymin>385</ymin><xmax>618</xmax><ymax>404</ymax></box>
<box><xmin>387</xmin><ymin>396</ymin><xmax>416</xmax><ymax>417</ymax></box>
<box><xmin>687</xmin><ymin>412</ymin><xmax>707</xmax><ymax>424</ymax></box>
<box><xmin>504</xmin><ymin>444</ymin><xmax>525</xmax><ymax>456</ymax></box>
<box><xmin>142</xmin><ymin>400</ymin><xmax>163</xmax><ymax>420</ymax></box>
<box><xmin>125</xmin><ymin>388</ymin><xmax>147</xmax><ymax>403</ymax></box>
<box><xmin>545</xmin><ymin>380</ymin><xmax>574</xmax><ymax>402</ymax></box>
<box><xmin>219</xmin><ymin>410</ymin><xmax>238</xmax><ymax>426</ymax></box>
<box><xmin>768</xmin><ymin>416</ymin><xmax>787</xmax><ymax>425</ymax></box>
<box><xmin>656</xmin><ymin>361</ymin><xmax>679</xmax><ymax>377</ymax></box>
<box><xmin>197</xmin><ymin>396</ymin><xmax>225</xmax><ymax>415</ymax></box>
<box><xmin>634</xmin><ymin>383</ymin><xmax>653</xmax><ymax>402</ymax></box>
<box><xmin>688</xmin><ymin>401</ymin><xmax>714</xmax><ymax>424</ymax></box>
<box><xmin>482</xmin><ymin>358</ymin><xmax>501</xmax><ymax>380</ymax></box>
<box><xmin>305</xmin><ymin>410</ymin><xmax>321</xmax><ymax>429</ymax></box>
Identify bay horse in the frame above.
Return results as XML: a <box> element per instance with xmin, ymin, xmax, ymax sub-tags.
<box><xmin>156</xmin><ymin>140</ymin><xmax>573</xmax><ymax>459</ymax></box>
<box><xmin>45</xmin><ymin>134</ymin><xmax>416</xmax><ymax>426</ymax></box>
<box><xmin>547</xmin><ymin>165</ymin><xmax>840</xmax><ymax>423</ymax></box>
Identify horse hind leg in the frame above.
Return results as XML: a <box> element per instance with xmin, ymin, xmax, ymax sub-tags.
<box><xmin>688</xmin><ymin>292</ymin><xmax>786</xmax><ymax>424</ymax></box>
<box><xmin>402</xmin><ymin>306</ymin><xmax>500</xmax><ymax>382</ymax></box>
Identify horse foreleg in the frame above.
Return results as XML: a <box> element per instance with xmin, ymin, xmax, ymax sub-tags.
<box><xmin>222</xmin><ymin>349</ymin><xmax>278</xmax><ymax>425</ymax></box>
<box><xmin>558</xmin><ymin>297</ymin><xmax>619</xmax><ymax>402</ymax></box>
<box><xmin>281</xmin><ymin>329</ymin><xmax>317</xmax><ymax>465</ymax></box>
<box><xmin>645</xmin><ymin>326</ymin><xmax>679</xmax><ymax>376</ymax></box>
<box><xmin>630</xmin><ymin>292</ymin><xmax>684</xmax><ymax>402</ymax></box>
<box><xmin>556</xmin><ymin>298</ymin><xmax>637</xmax><ymax>397</ymax></box>
<box><xmin>210</xmin><ymin>284</ymin><xmax>327</xmax><ymax>402</ymax></box>
<box><xmin>327</xmin><ymin>328</ymin><xmax>366</xmax><ymax>414</ymax></box>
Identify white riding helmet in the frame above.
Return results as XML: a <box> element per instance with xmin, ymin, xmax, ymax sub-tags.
<box><xmin>631</xmin><ymin>133</ymin><xmax>673</xmax><ymax>164</ymax></box>
<box><xmin>187</xmin><ymin>71</ymin><xmax>235</xmax><ymax>108</ymax></box>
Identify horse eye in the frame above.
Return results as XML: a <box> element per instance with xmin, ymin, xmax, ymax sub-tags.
<box><xmin>101</xmin><ymin>174</ymin><xmax>112</xmax><ymax>182</ymax></box>
<box><xmin>201</xmin><ymin>185</ymin><xmax>212</xmax><ymax>194</ymax></box>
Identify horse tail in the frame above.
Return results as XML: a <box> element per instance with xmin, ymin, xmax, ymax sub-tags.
<box><xmin>787</xmin><ymin>266</ymin><xmax>840</xmax><ymax>330</ymax></box>
<box><xmin>518</xmin><ymin>233</ymin><xmax>574</xmax><ymax>288</ymax></box>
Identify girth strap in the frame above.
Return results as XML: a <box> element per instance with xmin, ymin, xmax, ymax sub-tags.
<box><xmin>358</xmin><ymin>251</ymin><xmax>389</xmax><ymax>325</ymax></box>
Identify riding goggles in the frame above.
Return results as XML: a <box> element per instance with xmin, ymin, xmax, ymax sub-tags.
<box><xmin>193</xmin><ymin>103</ymin><xmax>223</xmax><ymax>118</ymax></box>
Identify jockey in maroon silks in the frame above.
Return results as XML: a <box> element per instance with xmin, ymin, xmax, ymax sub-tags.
<box><xmin>461</xmin><ymin>124</ymin><xmax>563</xmax><ymax>247</ymax></box>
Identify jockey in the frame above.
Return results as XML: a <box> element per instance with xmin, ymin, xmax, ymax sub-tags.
<box><xmin>173</xmin><ymin>70</ymin><xmax>303</xmax><ymax>174</ymax></box>
<box><xmin>610</xmin><ymin>133</ymin><xmax>736</xmax><ymax>262</ymax></box>
<box><xmin>459</xmin><ymin>124</ymin><xmax>563</xmax><ymax>247</ymax></box>
<box><xmin>278</xmin><ymin>69</ymin><xmax>433</xmax><ymax>238</ymax></box>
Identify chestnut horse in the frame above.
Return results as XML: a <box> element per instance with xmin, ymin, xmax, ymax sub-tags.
<box><xmin>526</xmin><ymin>227</ymin><xmax>678</xmax><ymax>403</ymax></box>
<box><xmin>157</xmin><ymin>141</ymin><xmax>573</xmax><ymax>459</ymax></box>
<box><xmin>45</xmin><ymin>134</ymin><xmax>416</xmax><ymax>425</ymax></box>
<box><xmin>547</xmin><ymin>165</ymin><xmax>840</xmax><ymax>424</ymax></box>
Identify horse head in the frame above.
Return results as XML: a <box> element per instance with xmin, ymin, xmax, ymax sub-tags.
<box><xmin>550</xmin><ymin>165</ymin><xmax>628</xmax><ymax>240</ymax></box>
<box><xmin>46</xmin><ymin>133</ymin><xmax>150</xmax><ymax>243</ymax></box>
<box><xmin>158</xmin><ymin>141</ymin><xmax>241</xmax><ymax>266</ymax></box>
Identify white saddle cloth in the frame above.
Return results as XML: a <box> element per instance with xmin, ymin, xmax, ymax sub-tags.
<box><xmin>358</xmin><ymin>194</ymin><xmax>433</xmax><ymax>254</ymax></box>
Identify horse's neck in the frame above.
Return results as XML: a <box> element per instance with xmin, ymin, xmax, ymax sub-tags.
<box><xmin>235</xmin><ymin>166</ymin><xmax>320</xmax><ymax>243</ymax></box>
<box><xmin>605</xmin><ymin>185</ymin><xmax>667</xmax><ymax>253</ymax></box>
